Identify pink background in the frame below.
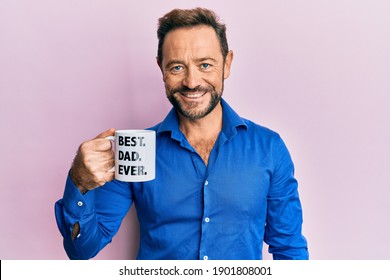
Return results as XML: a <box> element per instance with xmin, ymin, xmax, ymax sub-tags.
<box><xmin>1</xmin><ymin>0</ymin><xmax>389</xmax><ymax>260</ymax></box>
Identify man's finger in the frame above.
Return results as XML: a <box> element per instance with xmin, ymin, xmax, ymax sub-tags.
<box><xmin>84</xmin><ymin>150</ymin><xmax>114</xmax><ymax>164</ymax></box>
<box><xmin>80</xmin><ymin>138</ymin><xmax>112</xmax><ymax>153</ymax></box>
<box><xmin>94</xmin><ymin>171</ymin><xmax>115</xmax><ymax>186</ymax></box>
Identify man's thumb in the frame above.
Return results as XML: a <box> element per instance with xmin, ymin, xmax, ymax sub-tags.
<box><xmin>95</xmin><ymin>128</ymin><xmax>115</xmax><ymax>139</ymax></box>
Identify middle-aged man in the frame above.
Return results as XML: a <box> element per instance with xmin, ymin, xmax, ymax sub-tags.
<box><xmin>55</xmin><ymin>7</ymin><xmax>309</xmax><ymax>260</ymax></box>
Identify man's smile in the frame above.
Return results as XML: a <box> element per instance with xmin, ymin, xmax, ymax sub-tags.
<box><xmin>179</xmin><ymin>91</ymin><xmax>207</xmax><ymax>99</ymax></box>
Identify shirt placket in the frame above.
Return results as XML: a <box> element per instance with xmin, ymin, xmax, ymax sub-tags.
<box><xmin>197</xmin><ymin>133</ymin><xmax>227</xmax><ymax>260</ymax></box>
<box><xmin>187</xmin><ymin>150</ymin><xmax>208</xmax><ymax>260</ymax></box>
<box><xmin>199</xmin><ymin>176</ymin><xmax>211</xmax><ymax>260</ymax></box>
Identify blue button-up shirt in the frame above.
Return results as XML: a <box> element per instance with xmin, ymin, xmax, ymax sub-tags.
<box><xmin>55</xmin><ymin>99</ymin><xmax>308</xmax><ymax>260</ymax></box>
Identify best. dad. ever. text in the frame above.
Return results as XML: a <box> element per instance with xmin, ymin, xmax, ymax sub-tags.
<box><xmin>118</xmin><ymin>136</ymin><xmax>147</xmax><ymax>176</ymax></box>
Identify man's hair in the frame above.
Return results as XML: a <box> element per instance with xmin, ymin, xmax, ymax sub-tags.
<box><xmin>157</xmin><ymin>7</ymin><xmax>229</xmax><ymax>63</ymax></box>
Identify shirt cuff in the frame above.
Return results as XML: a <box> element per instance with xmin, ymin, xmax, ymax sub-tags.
<box><xmin>62</xmin><ymin>174</ymin><xmax>96</xmax><ymax>220</ymax></box>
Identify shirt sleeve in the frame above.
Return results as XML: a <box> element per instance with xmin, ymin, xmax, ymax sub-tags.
<box><xmin>264</xmin><ymin>135</ymin><xmax>309</xmax><ymax>260</ymax></box>
<box><xmin>54</xmin><ymin>174</ymin><xmax>133</xmax><ymax>259</ymax></box>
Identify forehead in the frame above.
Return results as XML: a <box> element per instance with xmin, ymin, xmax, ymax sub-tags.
<box><xmin>162</xmin><ymin>25</ymin><xmax>222</xmax><ymax>62</ymax></box>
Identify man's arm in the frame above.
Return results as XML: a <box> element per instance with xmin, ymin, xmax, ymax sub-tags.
<box><xmin>264</xmin><ymin>135</ymin><xmax>309</xmax><ymax>260</ymax></box>
<box><xmin>54</xmin><ymin>128</ymin><xmax>132</xmax><ymax>259</ymax></box>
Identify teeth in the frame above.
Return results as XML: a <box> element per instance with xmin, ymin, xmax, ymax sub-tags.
<box><xmin>183</xmin><ymin>92</ymin><xmax>204</xmax><ymax>98</ymax></box>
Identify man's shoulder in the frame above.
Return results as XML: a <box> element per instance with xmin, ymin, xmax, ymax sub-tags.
<box><xmin>147</xmin><ymin>122</ymin><xmax>162</xmax><ymax>132</ymax></box>
<box><xmin>222</xmin><ymin>99</ymin><xmax>280</xmax><ymax>141</ymax></box>
<box><xmin>241</xmin><ymin>117</ymin><xmax>281</xmax><ymax>140</ymax></box>
<box><xmin>146</xmin><ymin>121</ymin><xmax>174</xmax><ymax>138</ymax></box>
<box><xmin>238</xmin><ymin>118</ymin><xmax>289</xmax><ymax>155</ymax></box>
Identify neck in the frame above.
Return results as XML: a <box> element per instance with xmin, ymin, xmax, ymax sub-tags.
<box><xmin>178</xmin><ymin>102</ymin><xmax>223</xmax><ymax>141</ymax></box>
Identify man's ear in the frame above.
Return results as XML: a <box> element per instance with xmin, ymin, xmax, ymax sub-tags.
<box><xmin>223</xmin><ymin>50</ymin><xmax>234</xmax><ymax>79</ymax></box>
<box><xmin>157</xmin><ymin>57</ymin><xmax>163</xmax><ymax>73</ymax></box>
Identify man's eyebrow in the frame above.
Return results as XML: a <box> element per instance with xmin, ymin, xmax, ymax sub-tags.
<box><xmin>165</xmin><ymin>60</ymin><xmax>184</xmax><ymax>69</ymax></box>
<box><xmin>196</xmin><ymin>57</ymin><xmax>218</xmax><ymax>63</ymax></box>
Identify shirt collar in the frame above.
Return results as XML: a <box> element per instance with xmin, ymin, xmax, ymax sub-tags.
<box><xmin>220</xmin><ymin>98</ymin><xmax>248</xmax><ymax>139</ymax></box>
<box><xmin>157</xmin><ymin>98</ymin><xmax>247</xmax><ymax>141</ymax></box>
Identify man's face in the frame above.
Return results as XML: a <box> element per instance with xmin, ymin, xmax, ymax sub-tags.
<box><xmin>159</xmin><ymin>25</ymin><xmax>233</xmax><ymax>121</ymax></box>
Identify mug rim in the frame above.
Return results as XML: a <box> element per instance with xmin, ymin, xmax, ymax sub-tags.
<box><xmin>115</xmin><ymin>129</ymin><xmax>155</xmax><ymax>134</ymax></box>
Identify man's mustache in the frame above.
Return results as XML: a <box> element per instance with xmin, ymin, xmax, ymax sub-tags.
<box><xmin>170</xmin><ymin>85</ymin><xmax>213</xmax><ymax>94</ymax></box>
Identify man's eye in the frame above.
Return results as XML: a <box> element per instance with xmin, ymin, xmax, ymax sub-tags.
<box><xmin>172</xmin><ymin>66</ymin><xmax>183</xmax><ymax>72</ymax></box>
<box><xmin>201</xmin><ymin>63</ymin><xmax>210</xmax><ymax>69</ymax></box>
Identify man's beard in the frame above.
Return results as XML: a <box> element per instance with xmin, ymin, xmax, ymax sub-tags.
<box><xmin>166</xmin><ymin>84</ymin><xmax>223</xmax><ymax>121</ymax></box>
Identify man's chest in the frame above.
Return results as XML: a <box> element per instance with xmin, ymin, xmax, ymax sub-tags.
<box><xmin>132</xmin><ymin>139</ymin><xmax>273</xmax><ymax>222</ymax></box>
<box><xmin>188</xmin><ymin>138</ymin><xmax>216</xmax><ymax>166</ymax></box>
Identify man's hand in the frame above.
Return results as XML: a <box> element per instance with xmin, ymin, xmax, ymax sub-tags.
<box><xmin>70</xmin><ymin>128</ymin><xmax>116</xmax><ymax>194</ymax></box>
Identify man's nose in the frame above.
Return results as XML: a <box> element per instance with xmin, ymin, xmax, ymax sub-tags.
<box><xmin>182</xmin><ymin>67</ymin><xmax>201</xmax><ymax>89</ymax></box>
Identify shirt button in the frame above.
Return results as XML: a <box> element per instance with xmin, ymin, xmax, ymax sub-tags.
<box><xmin>204</xmin><ymin>180</ymin><xmax>209</xmax><ymax>186</ymax></box>
<box><xmin>205</xmin><ymin>217</ymin><xmax>210</xmax><ymax>223</ymax></box>
<box><xmin>77</xmin><ymin>201</ymin><xmax>83</xmax><ymax>207</ymax></box>
<box><xmin>203</xmin><ymin>256</ymin><xmax>208</xmax><ymax>260</ymax></box>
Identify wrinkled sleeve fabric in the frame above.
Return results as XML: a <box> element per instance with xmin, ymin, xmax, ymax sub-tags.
<box><xmin>264</xmin><ymin>135</ymin><xmax>309</xmax><ymax>260</ymax></box>
<box><xmin>54</xmin><ymin>174</ymin><xmax>132</xmax><ymax>259</ymax></box>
